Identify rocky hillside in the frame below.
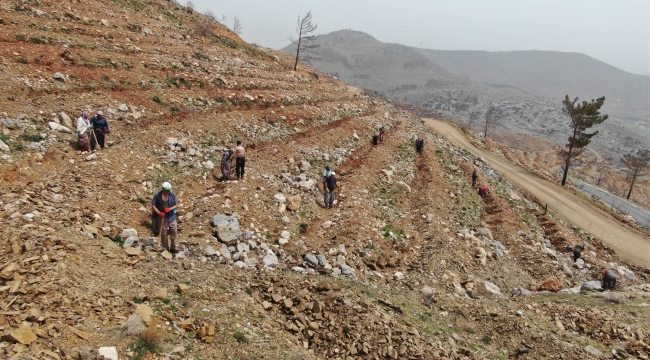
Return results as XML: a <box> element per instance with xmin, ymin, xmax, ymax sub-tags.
<box><xmin>284</xmin><ymin>30</ymin><xmax>650</xmax><ymax>161</ymax></box>
<box><xmin>0</xmin><ymin>1</ymin><xmax>649</xmax><ymax>360</ymax></box>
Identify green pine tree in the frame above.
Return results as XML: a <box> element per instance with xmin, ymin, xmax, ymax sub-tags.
<box><xmin>560</xmin><ymin>95</ymin><xmax>608</xmax><ymax>186</ymax></box>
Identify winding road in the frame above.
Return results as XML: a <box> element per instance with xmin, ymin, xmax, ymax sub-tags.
<box><xmin>570</xmin><ymin>178</ymin><xmax>650</xmax><ymax>230</ymax></box>
<box><xmin>425</xmin><ymin>118</ymin><xmax>650</xmax><ymax>268</ymax></box>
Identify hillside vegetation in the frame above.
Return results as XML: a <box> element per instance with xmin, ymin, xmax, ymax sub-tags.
<box><xmin>0</xmin><ymin>2</ymin><xmax>649</xmax><ymax>360</ymax></box>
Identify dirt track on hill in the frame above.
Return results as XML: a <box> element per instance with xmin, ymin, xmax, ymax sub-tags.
<box><xmin>425</xmin><ymin>118</ymin><xmax>650</xmax><ymax>268</ymax></box>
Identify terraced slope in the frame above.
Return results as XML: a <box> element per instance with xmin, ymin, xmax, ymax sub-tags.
<box><xmin>0</xmin><ymin>1</ymin><xmax>648</xmax><ymax>359</ymax></box>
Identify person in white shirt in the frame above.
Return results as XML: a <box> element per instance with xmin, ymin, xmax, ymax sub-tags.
<box><xmin>76</xmin><ymin>110</ymin><xmax>91</xmax><ymax>152</ymax></box>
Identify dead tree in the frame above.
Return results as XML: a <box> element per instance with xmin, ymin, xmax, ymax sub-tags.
<box><xmin>232</xmin><ymin>17</ymin><xmax>242</xmax><ymax>34</ymax></box>
<box><xmin>185</xmin><ymin>0</ymin><xmax>194</xmax><ymax>13</ymax></box>
<box><xmin>288</xmin><ymin>10</ymin><xmax>319</xmax><ymax>71</ymax></box>
<box><xmin>468</xmin><ymin>111</ymin><xmax>478</xmax><ymax>132</ymax></box>
<box><xmin>484</xmin><ymin>107</ymin><xmax>496</xmax><ymax>139</ymax></box>
<box><xmin>621</xmin><ymin>149</ymin><xmax>650</xmax><ymax>199</ymax></box>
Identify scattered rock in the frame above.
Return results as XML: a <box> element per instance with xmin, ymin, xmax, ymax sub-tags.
<box><xmin>120</xmin><ymin>228</ymin><xmax>138</xmax><ymax>238</ymax></box>
<box><xmin>58</xmin><ymin>112</ymin><xmax>73</xmax><ymax>128</ymax></box>
<box><xmin>475</xmin><ymin>281</ymin><xmax>503</xmax><ymax>297</ymax></box>
<box><xmin>585</xmin><ymin>345</ymin><xmax>603</xmax><ymax>357</ymax></box>
<box><xmin>205</xmin><ymin>246</ymin><xmax>217</xmax><ymax>256</ymax></box>
<box><xmin>395</xmin><ymin>181</ymin><xmax>411</xmax><ymax>193</ymax></box>
<box><xmin>135</xmin><ymin>304</ymin><xmax>153</xmax><ymax>325</ymax></box>
<box><xmin>512</xmin><ymin>288</ymin><xmax>533</xmax><ymax>297</ymax></box>
<box><xmin>263</xmin><ymin>252</ymin><xmax>279</xmax><ymax>268</ymax></box>
<box><xmin>98</xmin><ymin>347</ymin><xmax>119</xmax><ymax>360</ymax></box>
<box><xmin>304</xmin><ymin>254</ymin><xmax>318</xmax><ymax>267</ymax></box>
<box><xmin>212</xmin><ymin>215</ymin><xmax>241</xmax><ymax>245</ymax></box>
<box><xmin>177</xmin><ymin>283</ymin><xmax>190</xmax><ymax>294</ymax></box>
<box><xmin>340</xmin><ymin>264</ymin><xmax>354</xmax><ymax>275</ymax></box>
<box><xmin>2</xmin><ymin>324</ymin><xmax>37</xmax><ymax>344</ymax></box>
<box><xmin>580</xmin><ymin>280</ymin><xmax>603</xmax><ymax>291</ymax></box>
<box><xmin>287</xmin><ymin>195</ymin><xmax>301</xmax><ymax>211</ymax></box>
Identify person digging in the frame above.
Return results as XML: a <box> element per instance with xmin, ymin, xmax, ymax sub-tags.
<box><xmin>220</xmin><ymin>148</ymin><xmax>234</xmax><ymax>182</ymax></box>
<box><xmin>478</xmin><ymin>184</ymin><xmax>490</xmax><ymax>199</ymax></box>
<box><xmin>471</xmin><ymin>168</ymin><xmax>478</xmax><ymax>188</ymax></box>
<box><xmin>151</xmin><ymin>182</ymin><xmax>179</xmax><ymax>253</ymax></box>
<box><xmin>602</xmin><ymin>267</ymin><xmax>617</xmax><ymax>290</ymax></box>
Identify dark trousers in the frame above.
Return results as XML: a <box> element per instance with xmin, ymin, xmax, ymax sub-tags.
<box><xmin>472</xmin><ymin>177</ymin><xmax>477</xmax><ymax>188</ymax></box>
<box><xmin>235</xmin><ymin>157</ymin><xmax>245</xmax><ymax>179</ymax></box>
<box><xmin>603</xmin><ymin>276</ymin><xmax>616</xmax><ymax>290</ymax></box>
<box><xmin>91</xmin><ymin>129</ymin><xmax>105</xmax><ymax>150</ymax></box>
<box><xmin>573</xmin><ymin>250</ymin><xmax>581</xmax><ymax>262</ymax></box>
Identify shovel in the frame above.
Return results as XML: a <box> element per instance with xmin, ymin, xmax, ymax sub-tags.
<box><xmin>158</xmin><ymin>214</ymin><xmax>166</xmax><ymax>250</ymax></box>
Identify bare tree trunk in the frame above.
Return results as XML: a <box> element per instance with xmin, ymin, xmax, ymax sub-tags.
<box><xmin>626</xmin><ymin>170</ymin><xmax>638</xmax><ymax>199</ymax></box>
<box><xmin>484</xmin><ymin>119</ymin><xmax>488</xmax><ymax>139</ymax></box>
<box><xmin>561</xmin><ymin>144</ymin><xmax>573</xmax><ymax>186</ymax></box>
<box><xmin>293</xmin><ymin>36</ymin><xmax>301</xmax><ymax>71</ymax></box>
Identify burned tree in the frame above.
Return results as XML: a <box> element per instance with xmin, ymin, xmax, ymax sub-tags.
<box><xmin>232</xmin><ymin>17</ymin><xmax>242</xmax><ymax>35</ymax></box>
<box><xmin>484</xmin><ymin>107</ymin><xmax>496</xmax><ymax>139</ymax></box>
<box><xmin>289</xmin><ymin>10</ymin><xmax>319</xmax><ymax>71</ymax></box>
<box><xmin>621</xmin><ymin>149</ymin><xmax>650</xmax><ymax>199</ymax></box>
<box><xmin>560</xmin><ymin>95</ymin><xmax>608</xmax><ymax>186</ymax></box>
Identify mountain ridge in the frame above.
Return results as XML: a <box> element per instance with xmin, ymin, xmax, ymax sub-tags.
<box><xmin>282</xmin><ymin>29</ymin><xmax>650</xmax><ymax>158</ymax></box>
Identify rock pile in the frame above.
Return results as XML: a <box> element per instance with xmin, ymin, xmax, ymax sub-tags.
<box><xmin>251</xmin><ymin>274</ymin><xmax>428</xmax><ymax>359</ymax></box>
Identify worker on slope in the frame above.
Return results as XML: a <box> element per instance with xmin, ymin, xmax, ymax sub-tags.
<box><xmin>151</xmin><ymin>182</ymin><xmax>180</xmax><ymax>253</ymax></box>
<box><xmin>76</xmin><ymin>110</ymin><xmax>91</xmax><ymax>152</ymax></box>
<box><xmin>601</xmin><ymin>267</ymin><xmax>617</xmax><ymax>290</ymax></box>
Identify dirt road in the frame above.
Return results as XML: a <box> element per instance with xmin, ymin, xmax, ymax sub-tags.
<box><xmin>425</xmin><ymin>118</ymin><xmax>650</xmax><ymax>268</ymax></box>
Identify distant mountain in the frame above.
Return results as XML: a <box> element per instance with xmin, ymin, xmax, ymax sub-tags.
<box><xmin>413</xmin><ymin>49</ymin><xmax>649</xmax><ymax>120</ymax></box>
<box><xmin>281</xmin><ymin>30</ymin><xmax>650</xmax><ymax>158</ymax></box>
<box><xmin>282</xmin><ymin>30</ymin><xmax>533</xmax><ymax>100</ymax></box>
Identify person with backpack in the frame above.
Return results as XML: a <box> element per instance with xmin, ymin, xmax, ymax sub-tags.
<box><xmin>233</xmin><ymin>140</ymin><xmax>246</xmax><ymax>180</ymax></box>
<box><xmin>89</xmin><ymin>110</ymin><xmax>110</xmax><ymax>150</ymax></box>
<box><xmin>151</xmin><ymin>182</ymin><xmax>179</xmax><ymax>253</ymax></box>
<box><xmin>372</xmin><ymin>134</ymin><xmax>379</xmax><ymax>146</ymax></box>
<box><xmin>76</xmin><ymin>110</ymin><xmax>91</xmax><ymax>152</ymax></box>
<box><xmin>601</xmin><ymin>267</ymin><xmax>617</xmax><ymax>290</ymax></box>
<box><xmin>415</xmin><ymin>137</ymin><xmax>424</xmax><ymax>155</ymax></box>
<box><xmin>379</xmin><ymin>126</ymin><xmax>386</xmax><ymax>142</ymax></box>
<box><xmin>323</xmin><ymin>171</ymin><xmax>338</xmax><ymax>209</ymax></box>
<box><xmin>220</xmin><ymin>148</ymin><xmax>234</xmax><ymax>181</ymax></box>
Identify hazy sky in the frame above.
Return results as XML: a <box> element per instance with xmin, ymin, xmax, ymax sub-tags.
<box><xmin>195</xmin><ymin>0</ymin><xmax>649</xmax><ymax>75</ymax></box>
